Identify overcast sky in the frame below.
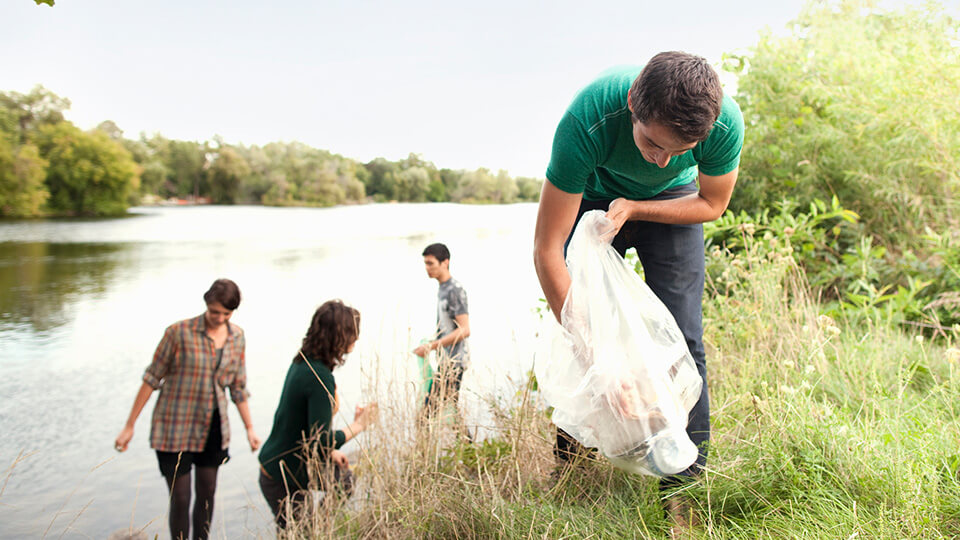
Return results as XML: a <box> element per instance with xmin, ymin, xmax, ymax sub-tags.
<box><xmin>6</xmin><ymin>0</ymin><xmax>815</xmax><ymax>177</ymax></box>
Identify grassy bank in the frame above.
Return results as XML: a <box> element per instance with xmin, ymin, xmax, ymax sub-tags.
<box><xmin>278</xmin><ymin>229</ymin><xmax>960</xmax><ymax>539</ymax></box>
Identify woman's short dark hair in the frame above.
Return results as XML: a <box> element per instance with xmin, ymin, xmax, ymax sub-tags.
<box><xmin>203</xmin><ymin>278</ymin><xmax>241</xmax><ymax>310</ymax></box>
<box><xmin>297</xmin><ymin>300</ymin><xmax>360</xmax><ymax>370</ymax></box>
<box><xmin>628</xmin><ymin>51</ymin><xmax>723</xmax><ymax>144</ymax></box>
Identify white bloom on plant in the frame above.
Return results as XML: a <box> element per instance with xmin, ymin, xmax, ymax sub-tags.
<box><xmin>801</xmin><ymin>325</ymin><xmax>811</xmax><ymax>334</ymax></box>
<box><xmin>780</xmin><ymin>385</ymin><xmax>797</xmax><ymax>395</ymax></box>
<box><xmin>915</xmin><ymin>335</ymin><xmax>924</xmax><ymax>343</ymax></box>
<box><xmin>804</xmin><ymin>364</ymin><xmax>815</xmax><ymax>375</ymax></box>
<box><xmin>799</xmin><ymin>380</ymin><xmax>812</xmax><ymax>391</ymax></box>
<box><xmin>783</xmin><ymin>360</ymin><xmax>796</xmax><ymax>369</ymax></box>
<box><xmin>817</xmin><ymin>314</ymin><xmax>837</xmax><ymax>329</ymax></box>
<box><xmin>826</xmin><ymin>326</ymin><xmax>842</xmax><ymax>337</ymax></box>
<box><xmin>945</xmin><ymin>348</ymin><xmax>960</xmax><ymax>363</ymax></box>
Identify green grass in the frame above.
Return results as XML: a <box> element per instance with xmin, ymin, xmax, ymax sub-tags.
<box><xmin>280</xmin><ymin>240</ymin><xmax>960</xmax><ymax>539</ymax></box>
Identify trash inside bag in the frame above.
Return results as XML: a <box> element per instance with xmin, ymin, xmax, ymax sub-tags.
<box><xmin>535</xmin><ymin>210</ymin><xmax>702</xmax><ymax>476</ymax></box>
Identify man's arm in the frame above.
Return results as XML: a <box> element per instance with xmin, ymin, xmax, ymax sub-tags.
<box><xmin>533</xmin><ymin>180</ymin><xmax>583</xmax><ymax>322</ymax></box>
<box><xmin>414</xmin><ymin>313</ymin><xmax>470</xmax><ymax>356</ymax></box>
<box><xmin>428</xmin><ymin>313</ymin><xmax>470</xmax><ymax>350</ymax></box>
<box><xmin>605</xmin><ymin>168</ymin><xmax>739</xmax><ymax>229</ymax></box>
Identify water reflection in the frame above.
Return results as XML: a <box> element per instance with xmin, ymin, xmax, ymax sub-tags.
<box><xmin>0</xmin><ymin>242</ymin><xmax>129</xmax><ymax>332</ymax></box>
<box><xmin>0</xmin><ymin>204</ymin><xmax>542</xmax><ymax>539</ymax></box>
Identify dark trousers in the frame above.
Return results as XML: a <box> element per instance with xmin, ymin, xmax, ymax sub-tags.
<box><xmin>258</xmin><ymin>466</ymin><xmax>353</xmax><ymax>530</ymax></box>
<box><xmin>555</xmin><ymin>186</ymin><xmax>710</xmax><ymax>490</ymax></box>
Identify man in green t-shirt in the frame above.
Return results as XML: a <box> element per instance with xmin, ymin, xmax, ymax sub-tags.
<box><xmin>533</xmin><ymin>51</ymin><xmax>744</xmax><ymax>530</ymax></box>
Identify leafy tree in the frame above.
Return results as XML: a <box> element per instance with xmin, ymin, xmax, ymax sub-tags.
<box><xmin>364</xmin><ymin>157</ymin><xmax>400</xmax><ymax>200</ymax></box>
<box><xmin>452</xmin><ymin>169</ymin><xmax>497</xmax><ymax>203</ymax></box>
<box><xmin>36</xmin><ymin>122</ymin><xmax>140</xmax><ymax>216</ymax></box>
<box><xmin>439</xmin><ymin>168</ymin><xmax>463</xmax><ymax>196</ymax></box>
<box><xmin>206</xmin><ymin>146</ymin><xmax>250</xmax><ymax>204</ymax></box>
<box><xmin>515</xmin><ymin>176</ymin><xmax>543</xmax><ymax>201</ymax></box>
<box><xmin>0</xmin><ymin>86</ymin><xmax>70</xmax><ymax>143</ymax></box>
<box><xmin>395</xmin><ymin>166</ymin><xmax>431</xmax><ymax>202</ymax></box>
<box><xmin>165</xmin><ymin>139</ymin><xmax>207</xmax><ymax>199</ymax></box>
<box><xmin>727</xmin><ymin>0</ymin><xmax>960</xmax><ymax>245</ymax></box>
<box><xmin>95</xmin><ymin>120</ymin><xmax>124</xmax><ymax>141</ymax></box>
<box><xmin>0</xmin><ymin>136</ymin><xmax>48</xmax><ymax>217</ymax></box>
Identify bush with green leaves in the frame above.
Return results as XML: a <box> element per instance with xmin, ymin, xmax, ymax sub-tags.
<box><xmin>726</xmin><ymin>0</ymin><xmax>960</xmax><ymax>247</ymax></box>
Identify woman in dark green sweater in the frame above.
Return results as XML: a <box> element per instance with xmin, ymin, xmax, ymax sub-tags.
<box><xmin>258</xmin><ymin>299</ymin><xmax>378</xmax><ymax>530</ymax></box>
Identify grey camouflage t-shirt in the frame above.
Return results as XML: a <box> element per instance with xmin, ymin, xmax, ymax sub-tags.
<box><xmin>436</xmin><ymin>277</ymin><xmax>469</xmax><ymax>366</ymax></box>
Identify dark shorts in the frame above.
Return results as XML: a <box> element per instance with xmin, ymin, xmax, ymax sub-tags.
<box><xmin>156</xmin><ymin>409</ymin><xmax>230</xmax><ymax>479</ymax></box>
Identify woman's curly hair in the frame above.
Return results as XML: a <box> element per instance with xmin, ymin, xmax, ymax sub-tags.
<box><xmin>296</xmin><ymin>300</ymin><xmax>360</xmax><ymax>370</ymax></box>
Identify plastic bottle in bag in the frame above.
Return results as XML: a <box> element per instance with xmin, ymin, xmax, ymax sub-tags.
<box><xmin>609</xmin><ymin>426</ymin><xmax>698</xmax><ymax>476</ymax></box>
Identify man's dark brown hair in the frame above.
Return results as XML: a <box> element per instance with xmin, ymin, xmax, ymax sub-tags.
<box><xmin>628</xmin><ymin>51</ymin><xmax>723</xmax><ymax>144</ymax></box>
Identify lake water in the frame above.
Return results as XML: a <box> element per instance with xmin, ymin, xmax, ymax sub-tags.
<box><xmin>0</xmin><ymin>204</ymin><xmax>545</xmax><ymax>539</ymax></box>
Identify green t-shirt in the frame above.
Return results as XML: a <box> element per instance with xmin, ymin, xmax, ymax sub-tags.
<box><xmin>258</xmin><ymin>357</ymin><xmax>346</xmax><ymax>490</ymax></box>
<box><xmin>546</xmin><ymin>66</ymin><xmax>744</xmax><ymax>201</ymax></box>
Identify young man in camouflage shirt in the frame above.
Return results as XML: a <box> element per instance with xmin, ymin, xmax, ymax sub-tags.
<box><xmin>414</xmin><ymin>243</ymin><xmax>470</xmax><ymax>416</ymax></box>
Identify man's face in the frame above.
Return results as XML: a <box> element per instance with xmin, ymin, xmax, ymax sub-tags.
<box><xmin>204</xmin><ymin>301</ymin><xmax>233</xmax><ymax>330</ymax></box>
<box><xmin>631</xmin><ymin>119</ymin><xmax>698</xmax><ymax>168</ymax></box>
<box><xmin>423</xmin><ymin>255</ymin><xmax>446</xmax><ymax>279</ymax></box>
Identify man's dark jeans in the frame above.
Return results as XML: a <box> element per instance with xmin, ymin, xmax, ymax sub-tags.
<box><xmin>554</xmin><ymin>183</ymin><xmax>710</xmax><ymax>491</ymax></box>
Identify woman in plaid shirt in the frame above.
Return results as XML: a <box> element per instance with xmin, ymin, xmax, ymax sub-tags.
<box><xmin>114</xmin><ymin>278</ymin><xmax>261</xmax><ymax>540</ymax></box>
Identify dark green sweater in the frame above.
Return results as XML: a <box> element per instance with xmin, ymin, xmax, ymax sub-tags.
<box><xmin>258</xmin><ymin>357</ymin><xmax>346</xmax><ymax>490</ymax></box>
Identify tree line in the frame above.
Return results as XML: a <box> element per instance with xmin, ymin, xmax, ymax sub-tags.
<box><xmin>0</xmin><ymin>89</ymin><xmax>543</xmax><ymax>217</ymax></box>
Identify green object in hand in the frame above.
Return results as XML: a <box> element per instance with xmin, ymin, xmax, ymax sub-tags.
<box><xmin>416</xmin><ymin>339</ymin><xmax>434</xmax><ymax>396</ymax></box>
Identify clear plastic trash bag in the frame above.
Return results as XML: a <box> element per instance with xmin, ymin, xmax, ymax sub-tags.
<box><xmin>535</xmin><ymin>210</ymin><xmax>702</xmax><ymax>476</ymax></box>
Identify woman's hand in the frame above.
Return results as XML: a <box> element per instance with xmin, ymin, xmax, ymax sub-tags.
<box><xmin>354</xmin><ymin>402</ymin><xmax>379</xmax><ymax>430</ymax></box>
<box><xmin>115</xmin><ymin>426</ymin><xmax>134</xmax><ymax>452</ymax></box>
<box><xmin>246</xmin><ymin>427</ymin><xmax>262</xmax><ymax>452</ymax></box>
<box><xmin>330</xmin><ymin>449</ymin><xmax>349</xmax><ymax>469</ymax></box>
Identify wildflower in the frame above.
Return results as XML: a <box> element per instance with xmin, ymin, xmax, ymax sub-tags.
<box><xmin>801</xmin><ymin>325</ymin><xmax>811</xmax><ymax>334</ymax></box>
<box><xmin>799</xmin><ymin>380</ymin><xmax>812</xmax><ymax>391</ymax></box>
<box><xmin>738</xmin><ymin>223</ymin><xmax>756</xmax><ymax>236</ymax></box>
<box><xmin>804</xmin><ymin>364</ymin><xmax>815</xmax><ymax>375</ymax></box>
<box><xmin>817</xmin><ymin>314</ymin><xmax>836</xmax><ymax>329</ymax></box>
<box><xmin>784</xmin><ymin>226</ymin><xmax>795</xmax><ymax>237</ymax></box>
<box><xmin>834</xmin><ymin>425</ymin><xmax>849</xmax><ymax>437</ymax></box>
<box><xmin>946</xmin><ymin>348</ymin><xmax>960</xmax><ymax>363</ymax></box>
<box><xmin>783</xmin><ymin>360</ymin><xmax>795</xmax><ymax>369</ymax></box>
<box><xmin>915</xmin><ymin>335</ymin><xmax>924</xmax><ymax>344</ymax></box>
<box><xmin>822</xmin><ymin>402</ymin><xmax>835</xmax><ymax>417</ymax></box>
<box><xmin>826</xmin><ymin>326</ymin><xmax>841</xmax><ymax>337</ymax></box>
<box><xmin>780</xmin><ymin>385</ymin><xmax>797</xmax><ymax>395</ymax></box>
<box><xmin>760</xmin><ymin>380</ymin><xmax>769</xmax><ymax>387</ymax></box>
